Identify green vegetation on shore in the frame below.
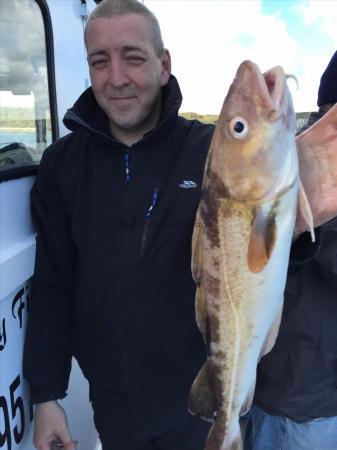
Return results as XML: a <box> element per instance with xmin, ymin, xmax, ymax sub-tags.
<box><xmin>0</xmin><ymin>107</ymin><xmax>51</xmax><ymax>130</ymax></box>
<box><xmin>1</xmin><ymin>107</ymin><xmax>312</xmax><ymax>129</ymax></box>
<box><xmin>180</xmin><ymin>112</ymin><xmax>219</xmax><ymax>124</ymax></box>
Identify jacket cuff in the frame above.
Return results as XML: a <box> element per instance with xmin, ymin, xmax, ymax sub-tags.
<box><xmin>29</xmin><ymin>389</ymin><xmax>67</xmax><ymax>405</ymax></box>
<box><xmin>288</xmin><ymin>227</ymin><xmax>322</xmax><ymax>273</ymax></box>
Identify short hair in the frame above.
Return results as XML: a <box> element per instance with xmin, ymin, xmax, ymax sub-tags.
<box><xmin>85</xmin><ymin>0</ymin><xmax>164</xmax><ymax>57</ymax></box>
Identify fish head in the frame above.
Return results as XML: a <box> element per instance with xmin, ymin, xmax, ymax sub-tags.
<box><xmin>209</xmin><ymin>60</ymin><xmax>298</xmax><ymax>203</ymax></box>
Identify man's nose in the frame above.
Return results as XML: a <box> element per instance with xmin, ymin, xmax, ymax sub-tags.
<box><xmin>108</xmin><ymin>60</ymin><xmax>129</xmax><ymax>88</ymax></box>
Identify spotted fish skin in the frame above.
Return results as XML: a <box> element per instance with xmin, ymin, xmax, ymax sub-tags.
<box><xmin>188</xmin><ymin>61</ymin><xmax>308</xmax><ymax>450</ymax></box>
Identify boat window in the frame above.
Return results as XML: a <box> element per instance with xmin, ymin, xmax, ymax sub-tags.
<box><xmin>0</xmin><ymin>0</ymin><xmax>54</xmax><ymax>172</ymax></box>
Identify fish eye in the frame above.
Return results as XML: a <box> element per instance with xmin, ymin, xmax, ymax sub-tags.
<box><xmin>229</xmin><ymin>116</ymin><xmax>249</xmax><ymax>139</ymax></box>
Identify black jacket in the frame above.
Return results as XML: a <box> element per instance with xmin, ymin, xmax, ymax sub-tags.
<box><xmin>254</xmin><ymin>218</ymin><xmax>337</xmax><ymax>422</ymax></box>
<box><xmin>23</xmin><ymin>75</ymin><xmax>214</xmax><ymax>434</ymax></box>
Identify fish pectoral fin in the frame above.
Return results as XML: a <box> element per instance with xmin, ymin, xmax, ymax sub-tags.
<box><xmin>188</xmin><ymin>361</ymin><xmax>216</xmax><ymax>422</ymax></box>
<box><xmin>259</xmin><ymin>302</ymin><xmax>283</xmax><ymax>360</ymax></box>
<box><xmin>298</xmin><ymin>179</ymin><xmax>315</xmax><ymax>242</ymax></box>
<box><xmin>247</xmin><ymin>206</ymin><xmax>276</xmax><ymax>273</ymax></box>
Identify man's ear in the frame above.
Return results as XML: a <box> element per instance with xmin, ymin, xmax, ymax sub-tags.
<box><xmin>160</xmin><ymin>49</ymin><xmax>171</xmax><ymax>86</ymax></box>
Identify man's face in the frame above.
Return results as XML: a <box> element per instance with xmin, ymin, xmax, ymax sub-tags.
<box><xmin>86</xmin><ymin>14</ymin><xmax>171</xmax><ymax>138</ymax></box>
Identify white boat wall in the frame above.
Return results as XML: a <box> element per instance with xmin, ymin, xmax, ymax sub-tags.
<box><xmin>0</xmin><ymin>1</ymin><xmax>101</xmax><ymax>449</ymax></box>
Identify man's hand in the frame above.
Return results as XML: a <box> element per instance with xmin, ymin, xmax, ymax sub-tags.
<box><xmin>33</xmin><ymin>401</ymin><xmax>77</xmax><ymax>450</ymax></box>
<box><xmin>296</xmin><ymin>103</ymin><xmax>337</xmax><ymax>234</ymax></box>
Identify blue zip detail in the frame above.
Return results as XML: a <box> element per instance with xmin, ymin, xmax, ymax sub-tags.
<box><xmin>124</xmin><ymin>150</ymin><xmax>130</xmax><ymax>182</ymax></box>
<box><xmin>140</xmin><ymin>188</ymin><xmax>160</xmax><ymax>255</ymax></box>
<box><xmin>146</xmin><ymin>188</ymin><xmax>160</xmax><ymax>217</ymax></box>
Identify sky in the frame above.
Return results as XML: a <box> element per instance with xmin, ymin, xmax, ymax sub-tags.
<box><xmin>1</xmin><ymin>0</ymin><xmax>336</xmax><ymax>116</ymax></box>
<box><xmin>146</xmin><ymin>0</ymin><xmax>337</xmax><ymax>114</ymax></box>
<box><xmin>0</xmin><ymin>0</ymin><xmax>49</xmax><ymax>110</ymax></box>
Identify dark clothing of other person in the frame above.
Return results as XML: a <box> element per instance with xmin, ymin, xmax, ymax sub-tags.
<box><xmin>317</xmin><ymin>51</ymin><xmax>337</xmax><ymax>106</ymax></box>
<box><xmin>23</xmin><ymin>75</ymin><xmax>214</xmax><ymax>449</ymax></box>
<box><xmin>254</xmin><ymin>219</ymin><xmax>337</xmax><ymax>420</ymax></box>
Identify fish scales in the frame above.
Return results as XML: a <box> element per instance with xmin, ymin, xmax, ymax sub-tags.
<box><xmin>188</xmin><ymin>61</ymin><xmax>314</xmax><ymax>450</ymax></box>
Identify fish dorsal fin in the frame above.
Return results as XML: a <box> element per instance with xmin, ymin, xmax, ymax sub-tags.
<box><xmin>188</xmin><ymin>361</ymin><xmax>217</xmax><ymax>422</ymax></box>
<box><xmin>247</xmin><ymin>206</ymin><xmax>276</xmax><ymax>273</ymax></box>
<box><xmin>192</xmin><ymin>210</ymin><xmax>203</xmax><ymax>284</ymax></box>
<box><xmin>298</xmin><ymin>180</ymin><xmax>315</xmax><ymax>242</ymax></box>
<box><xmin>195</xmin><ymin>284</ymin><xmax>207</xmax><ymax>337</ymax></box>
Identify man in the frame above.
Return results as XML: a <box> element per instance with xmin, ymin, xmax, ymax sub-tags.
<box><xmin>23</xmin><ymin>1</ymin><xmax>214</xmax><ymax>449</ymax></box>
<box><xmin>244</xmin><ymin>51</ymin><xmax>337</xmax><ymax>450</ymax></box>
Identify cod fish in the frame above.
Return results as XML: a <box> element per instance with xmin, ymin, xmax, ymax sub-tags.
<box><xmin>188</xmin><ymin>61</ymin><xmax>314</xmax><ymax>450</ymax></box>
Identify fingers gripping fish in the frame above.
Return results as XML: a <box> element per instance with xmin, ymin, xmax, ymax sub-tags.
<box><xmin>188</xmin><ymin>61</ymin><xmax>314</xmax><ymax>450</ymax></box>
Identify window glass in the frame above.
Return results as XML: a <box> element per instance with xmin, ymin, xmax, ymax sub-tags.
<box><xmin>0</xmin><ymin>0</ymin><xmax>52</xmax><ymax>168</ymax></box>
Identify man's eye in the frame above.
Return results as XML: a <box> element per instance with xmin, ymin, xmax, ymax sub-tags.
<box><xmin>91</xmin><ymin>60</ymin><xmax>107</xmax><ymax>68</ymax></box>
<box><xmin>126</xmin><ymin>56</ymin><xmax>145</xmax><ymax>64</ymax></box>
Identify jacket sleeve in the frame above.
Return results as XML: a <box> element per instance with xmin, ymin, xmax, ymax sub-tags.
<box><xmin>23</xmin><ymin>145</ymin><xmax>77</xmax><ymax>404</ymax></box>
<box><xmin>311</xmin><ymin>217</ymin><xmax>337</xmax><ymax>288</ymax></box>
<box><xmin>288</xmin><ymin>228</ymin><xmax>322</xmax><ymax>273</ymax></box>
<box><xmin>288</xmin><ymin>218</ymin><xmax>337</xmax><ymax>288</ymax></box>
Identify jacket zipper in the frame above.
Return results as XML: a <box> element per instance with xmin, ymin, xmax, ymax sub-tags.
<box><xmin>124</xmin><ymin>149</ymin><xmax>131</xmax><ymax>182</ymax></box>
<box><xmin>140</xmin><ymin>187</ymin><xmax>160</xmax><ymax>256</ymax></box>
<box><xmin>115</xmin><ymin>148</ymin><xmax>131</xmax><ymax>387</ymax></box>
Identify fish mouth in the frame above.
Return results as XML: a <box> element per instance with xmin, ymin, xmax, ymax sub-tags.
<box><xmin>236</xmin><ymin>61</ymin><xmax>287</xmax><ymax>122</ymax></box>
<box><xmin>263</xmin><ymin>66</ymin><xmax>286</xmax><ymax>120</ymax></box>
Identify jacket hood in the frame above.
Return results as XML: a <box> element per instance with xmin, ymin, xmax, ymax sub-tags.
<box><xmin>63</xmin><ymin>74</ymin><xmax>183</xmax><ymax>144</ymax></box>
<box><xmin>317</xmin><ymin>51</ymin><xmax>337</xmax><ymax>106</ymax></box>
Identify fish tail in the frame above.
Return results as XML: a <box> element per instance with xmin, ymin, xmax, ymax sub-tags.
<box><xmin>205</xmin><ymin>418</ymin><xmax>242</xmax><ymax>450</ymax></box>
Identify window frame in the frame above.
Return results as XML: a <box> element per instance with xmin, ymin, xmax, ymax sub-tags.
<box><xmin>0</xmin><ymin>0</ymin><xmax>58</xmax><ymax>182</ymax></box>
